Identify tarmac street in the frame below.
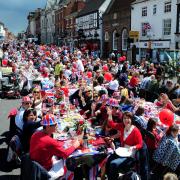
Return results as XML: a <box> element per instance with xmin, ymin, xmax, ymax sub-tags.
<box><xmin>0</xmin><ymin>99</ymin><xmax>20</xmax><ymax>179</ymax></box>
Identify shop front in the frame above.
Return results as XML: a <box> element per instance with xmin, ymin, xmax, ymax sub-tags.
<box><xmin>133</xmin><ymin>40</ymin><xmax>171</xmax><ymax>62</ymax></box>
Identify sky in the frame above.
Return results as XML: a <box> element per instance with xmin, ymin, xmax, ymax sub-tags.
<box><xmin>0</xmin><ymin>0</ymin><xmax>47</xmax><ymax>35</ymax></box>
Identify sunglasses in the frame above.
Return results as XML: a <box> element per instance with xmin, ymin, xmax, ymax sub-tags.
<box><xmin>34</xmin><ymin>91</ymin><xmax>40</xmax><ymax>93</ymax></box>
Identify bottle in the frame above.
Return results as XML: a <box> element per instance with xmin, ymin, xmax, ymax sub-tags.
<box><xmin>83</xmin><ymin>127</ymin><xmax>88</xmax><ymax>148</ymax></box>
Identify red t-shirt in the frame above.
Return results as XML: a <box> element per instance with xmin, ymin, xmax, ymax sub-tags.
<box><xmin>60</xmin><ymin>87</ymin><xmax>69</xmax><ymax>97</ymax></box>
<box><xmin>144</xmin><ymin>130</ymin><xmax>161</xmax><ymax>150</ymax></box>
<box><xmin>108</xmin><ymin>120</ymin><xmax>143</xmax><ymax>150</ymax></box>
<box><xmin>30</xmin><ymin>131</ymin><xmax>75</xmax><ymax>170</ymax></box>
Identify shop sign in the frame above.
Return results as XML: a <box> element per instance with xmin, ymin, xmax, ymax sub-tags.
<box><xmin>136</xmin><ymin>41</ymin><xmax>170</xmax><ymax>49</ymax></box>
<box><xmin>129</xmin><ymin>31</ymin><xmax>139</xmax><ymax>39</ymax></box>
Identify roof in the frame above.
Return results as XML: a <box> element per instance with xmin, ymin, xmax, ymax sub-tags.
<box><xmin>131</xmin><ymin>0</ymin><xmax>149</xmax><ymax>5</ymax></box>
<box><xmin>104</xmin><ymin>0</ymin><xmax>116</xmax><ymax>14</ymax></box>
<box><xmin>77</xmin><ymin>0</ymin><xmax>105</xmax><ymax>17</ymax></box>
<box><xmin>104</xmin><ymin>0</ymin><xmax>135</xmax><ymax>14</ymax></box>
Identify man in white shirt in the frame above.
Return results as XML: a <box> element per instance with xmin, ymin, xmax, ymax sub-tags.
<box><xmin>108</xmin><ymin>74</ymin><xmax>119</xmax><ymax>96</ymax></box>
<box><xmin>15</xmin><ymin>96</ymin><xmax>32</xmax><ymax>131</ymax></box>
<box><xmin>75</xmin><ymin>57</ymin><xmax>84</xmax><ymax>72</ymax></box>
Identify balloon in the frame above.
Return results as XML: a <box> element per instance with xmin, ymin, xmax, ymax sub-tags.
<box><xmin>45</xmin><ymin>51</ymin><xmax>51</xmax><ymax>56</ymax></box>
<box><xmin>2</xmin><ymin>59</ymin><xmax>8</xmax><ymax>66</ymax></box>
<box><xmin>119</xmin><ymin>57</ymin><xmax>124</xmax><ymax>62</ymax></box>
<box><xmin>122</xmin><ymin>56</ymin><xmax>126</xmax><ymax>61</ymax></box>
<box><xmin>103</xmin><ymin>65</ymin><xmax>108</xmax><ymax>71</ymax></box>
<box><xmin>104</xmin><ymin>72</ymin><xmax>112</xmax><ymax>81</ymax></box>
<box><xmin>87</xmin><ymin>71</ymin><xmax>92</xmax><ymax>78</ymax></box>
<box><xmin>159</xmin><ymin>109</ymin><xmax>174</xmax><ymax>126</ymax></box>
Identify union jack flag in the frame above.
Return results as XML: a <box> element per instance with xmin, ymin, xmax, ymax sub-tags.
<box><xmin>143</xmin><ymin>23</ymin><xmax>151</xmax><ymax>30</ymax></box>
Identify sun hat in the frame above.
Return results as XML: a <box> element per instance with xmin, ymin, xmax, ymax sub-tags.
<box><xmin>41</xmin><ymin>114</ymin><xmax>57</xmax><ymax>126</ymax></box>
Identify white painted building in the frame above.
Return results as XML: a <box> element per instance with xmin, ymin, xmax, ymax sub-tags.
<box><xmin>76</xmin><ymin>0</ymin><xmax>111</xmax><ymax>56</ymax></box>
<box><xmin>29</xmin><ymin>16</ymin><xmax>36</xmax><ymax>36</ymax></box>
<box><xmin>0</xmin><ymin>22</ymin><xmax>5</xmax><ymax>41</ymax></box>
<box><xmin>41</xmin><ymin>0</ymin><xmax>60</xmax><ymax>44</ymax></box>
<box><xmin>131</xmin><ymin>0</ymin><xmax>178</xmax><ymax>62</ymax></box>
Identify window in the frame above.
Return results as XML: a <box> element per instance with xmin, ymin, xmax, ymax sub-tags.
<box><xmin>153</xmin><ymin>5</ymin><xmax>157</xmax><ymax>15</ymax></box>
<box><xmin>142</xmin><ymin>7</ymin><xmax>147</xmax><ymax>16</ymax></box>
<box><xmin>164</xmin><ymin>1</ymin><xmax>171</xmax><ymax>13</ymax></box>
<box><xmin>113</xmin><ymin>30</ymin><xmax>118</xmax><ymax>50</ymax></box>
<box><xmin>141</xmin><ymin>22</ymin><xmax>148</xmax><ymax>36</ymax></box>
<box><xmin>105</xmin><ymin>31</ymin><xmax>109</xmax><ymax>41</ymax></box>
<box><xmin>113</xmin><ymin>13</ymin><xmax>117</xmax><ymax>20</ymax></box>
<box><xmin>178</xmin><ymin>12</ymin><xmax>180</xmax><ymax>33</ymax></box>
<box><xmin>163</xmin><ymin>19</ymin><xmax>171</xmax><ymax>35</ymax></box>
<box><xmin>122</xmin><ymin>29</ymin><xmax>128</xmax><ymax>51</ymax></box>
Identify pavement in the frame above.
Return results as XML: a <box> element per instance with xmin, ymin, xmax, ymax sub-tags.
<box><xmin>0</xmin><ymin>99</ymin><xmax>20</xmax><ymax>180</ymax></box>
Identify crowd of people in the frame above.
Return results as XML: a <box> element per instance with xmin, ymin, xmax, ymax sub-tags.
<box><xmin>1</xmin><ymin>40</ymin><xmax>180</xmax><ymax>180</ymax></box>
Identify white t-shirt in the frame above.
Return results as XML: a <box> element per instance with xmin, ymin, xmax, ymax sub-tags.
<box><xmin>64</xmin><ymin>69</ymin><xmax>72</xmax><ymax>80</ymax></box>
<box><xmin>109</xmin><ymin>80</ymin><xmax>119</xmax><ymax>91</ymax></box>
<box><xmin>76</xmin><ymin>59</ymin><xmax>84</xmax><ymax>72</ymax></box>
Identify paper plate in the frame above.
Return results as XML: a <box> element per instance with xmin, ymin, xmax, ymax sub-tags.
<box><xmin>115</xmin><ymin>147</ymin><xmax>132</xmax><ymax>157</ymax></box>
<box><xmin>57</xmin><ymin>134</ymin><xmax>69</xmax><ymax>141</ymax></box>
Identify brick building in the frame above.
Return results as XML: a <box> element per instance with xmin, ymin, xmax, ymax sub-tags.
<box><xmin>103</xmin><ymin>0</ymin><xmax>135</xmax><ymax>57</ymax></box>
<box><xmin>55</xmin><ymin>0</ymin><xmax>85</xmax><ymax>48</ymax></box>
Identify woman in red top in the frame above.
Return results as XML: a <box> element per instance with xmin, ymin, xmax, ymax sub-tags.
<box><xmin>106</xmin><ymin>110</ymin><xmax>143</xmax><ymax>180</ymax></box>
<box><xmin>144</xmin><ymin>118</ymin><xmax>161</xmax><ymax>168</ymax></box>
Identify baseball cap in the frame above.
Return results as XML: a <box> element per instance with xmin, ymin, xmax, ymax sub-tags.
<box><xmin>41</xmin><ymin>114</ymin><xmax>57</xmax><ymax>126</ymax></box>
<box><xmin>22</xmin><ymin>96</ymin><xmax>32</xmax><ymax>103</ymax></box>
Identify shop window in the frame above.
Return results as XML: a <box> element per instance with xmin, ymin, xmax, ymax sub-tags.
<box><xmin>163</xmin><ymin>19</ymin><xmax>171</xmax><ymax>35</ymax></box>
<box><xmin>164</xmin><ymin>1</ymin><xmax>171</xmax><ymax>13</ymax></box>
<box><xmin>122</xmin><ymin>29</ymin><xmax>128</xmax><ymax>51</ymax></box>
<box><xmin>142</xmin><ymin>7</ymin><xmax>147</xmax><ymax>16</ymax></box>
<box><xmin>113</xmin><ymin>30</ymin><xmax>118</xmax><ymax>50</ymax></box>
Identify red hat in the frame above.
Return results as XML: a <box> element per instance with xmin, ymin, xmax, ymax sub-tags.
<box><xmin>22</xmin><ymin>96</ymin><xmax>31</xmax><ymax>103</ymax></box>
<box><xmin>41</xmin><ymin>114</ymin><xmax>57</xmax><ymax>126</ymax></box>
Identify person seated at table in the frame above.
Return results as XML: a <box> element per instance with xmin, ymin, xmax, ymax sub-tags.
<box><xmin>134</xmin><ymin>106</ymin><xmax>147</xmax><ymax>129</ymax></box>
<box><xmin>15</xmin><ymin>96</ymin><xmax>33</xmax><ymax>131</ymax></box>
<box><xmin>128</xmin><ymin>72</ymin><xmax>140</xmax><ymax>97</ymax></box>
<box><xmin>144</xmin><ymin>118</ymin><xmax>161</xmax><ymax>168</ymax></box>
<box><xmin>106</xmin><ymin>110</ymin><xmax>143</xmax><ymax>180</ymax></box>
<box><xmin>31</xmin><ymin>87</ymin><xmax>43</xmax><ymax>117</ymax></box>
<box><xmin>107</xmin><ymin>73</ymin><xmax>119</xmax><ymax>96</ymax></box>
<box><xmin>153</xmin><ymin>124</ymin><xmax>180</xmax><ymax>176</ymax></box>
<box><xmin>155</xmin><ymin>93</ymin><xmax>179</xmax><ymax>113</ymax></box>
<box><xmin>30</xmin><ymin>114</ymin><xmax>80</xmax><ymax>171</ymax></box>
<box><xmin>91</xmin><ymin>94</ymin><xmax>109</xmax><ymax>126</ymax></box>
<box><xmin>22</xmin><ymin>108</ymin><xmax>42</xmax><ymax>153</ymax></box>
